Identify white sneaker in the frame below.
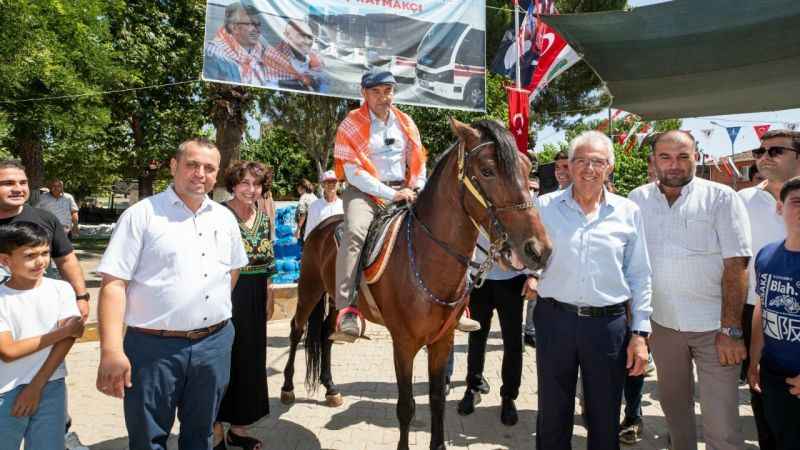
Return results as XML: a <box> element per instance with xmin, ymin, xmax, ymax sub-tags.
<box><xmin>457</xmin><ymin>316</ymin><xmax>481</xmax><ymax>333</ymax></box>
<box><xmin>65</xmin><ymin>431</ymin><xmax>89</xmax><ymax>450</ymax></box>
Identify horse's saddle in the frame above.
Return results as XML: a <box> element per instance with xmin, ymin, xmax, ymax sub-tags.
<box><xmin>334</xmin><ymin>204</ymin><xmax>407</xmax><ymax>285</ymax></box>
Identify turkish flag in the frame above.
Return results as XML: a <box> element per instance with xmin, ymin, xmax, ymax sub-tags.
<box><xmin>753</xmin><ymin>124</ymin><xmax>771</xmax><ymax>139</ymax></box>
<box><xmin>507</xmin><ymin>86</ymin><xmax>530</xmax><ymax>153</ymax></box>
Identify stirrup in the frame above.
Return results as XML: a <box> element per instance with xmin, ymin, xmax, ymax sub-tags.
<box><xmin>330</xmin><ymin>306</ymin><xmax>367</xmax><ymax>343</ymax></box>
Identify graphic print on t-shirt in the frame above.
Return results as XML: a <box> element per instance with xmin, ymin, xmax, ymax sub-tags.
<box><xmin>759</xmin><ymin>272</ymin><xmax>800</xmax><ymax>343</ymax></box>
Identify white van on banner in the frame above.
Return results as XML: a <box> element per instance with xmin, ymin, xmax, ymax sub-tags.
<box><xmin>202</xmin><ymin>0</ymin><xmax>486</xmax><ymax>112</ymax></box>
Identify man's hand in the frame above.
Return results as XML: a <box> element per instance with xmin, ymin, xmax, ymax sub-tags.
<box><xmin>715</xmin><ymin>333</ymin><xmax>747</xmax><ymax>366</ymax></box>
<box><xmin>787</xmin><ymin>374</ymin><xmax>800</xmax><ymax>398</ymax></box>
<box><xmin>76</xmin><ymin>299</ymin><xmax>89</xmax><ymax>322</ymax></box>
<box><xmin>626</xmin><ymin>334</ymin><xmax>649</xmax><ymax>376</ymax></box>
<box><xmin>393</xmin><ymin>188</ymin><xmax>417</xmax><ymax>204</ymax></box>
<box><xmin>11</xmin><ymin>384</ymin><xmax>42</xmax><ymax>417</ymax></box>
<box><xmin>748</xmin><ymin>362</ymin><xmax>761</xmax><ymax>393</ymax></box>
<box><xmin>521</xmin><ymin>276</ymin><xmax>538</xmax><ymax>301</ymax></box>
<box><xmin>59</xmin><ymin>316</ymin><xmax>85</xmax><ymax>338</ymax></box>
<box><xmin>70</xmin><ymin>228</ymin><xmax>79</xmax><ymax>240</ymax></box>
<box><xmin>96</xmin><ymin>350</ymin><xmax>132</xmax><ymax>398</ymax></box>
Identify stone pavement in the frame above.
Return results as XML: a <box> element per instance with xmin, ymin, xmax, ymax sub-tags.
<box><xmin>64</xmin><ymin>317</ymin><xmax>760</xmax><ymax>450</ymax></box>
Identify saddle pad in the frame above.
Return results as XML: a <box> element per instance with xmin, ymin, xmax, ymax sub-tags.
<box><xmin>363</xmin><ymin>211</ymin><xmax>405</xmax><ymax>284</ymax></box>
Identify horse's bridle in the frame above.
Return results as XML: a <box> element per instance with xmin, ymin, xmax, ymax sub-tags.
<box><xmin>407</xmin><ymin>138</ymin><xmax>537</xmax><ymax>306</ymax></box>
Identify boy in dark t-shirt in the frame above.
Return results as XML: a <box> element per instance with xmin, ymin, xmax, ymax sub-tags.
<box><xmin>749</xmin><ymin>176</ymin><xmax>800</xmax><ymax>450</ymax></box>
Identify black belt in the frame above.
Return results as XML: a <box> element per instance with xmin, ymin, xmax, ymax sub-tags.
<box><xmin>539</xmin><ymin>297</ymin><xmax>627</xmax><ymax>318</ymax></box>
<box><xmin>385</xmin><ymin>180</ymin><xmax>406</xmax><ymax>188</ymax></box>
<box><xmin>128</xmin><ymin>320</ymin><xmax>228</xmax><ymax>340</ymax></box>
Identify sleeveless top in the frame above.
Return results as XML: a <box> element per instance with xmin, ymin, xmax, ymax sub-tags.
<box><xmin>224</xmin><ymin>202</ymin><xmax>276</xmax><ymax>276</ymax></box>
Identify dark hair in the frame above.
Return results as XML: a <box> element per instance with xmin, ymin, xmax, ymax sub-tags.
<box><xmin>296</xmin><ymin>178</ymin><xmax>314</xmax><ymax>193</ymax></box>
<box><xmin>761</xmin><ymin>129</ymin><xmax>800</xmax><ymax>150</ymax></box>
<box><xmin>224</xmin><ymin>160</ymin><xmax>268</xmax><ymax>193</ymax></box>
<box><xmin>174</xmin><ymin>137</ymin><xmax>218</xmax><ymax>161</ymax></box>
<box><xmin>780</xmin><ymin>176</ymin><xmax>800</xmax><ymax>202</ymax></box>
<box><xmin>0</xmin><ymin>222</ymin><xmax>50</xmax><ymax>254</ymax></box>
<box><xmin>553</xmin><ymin>150</ymin><xmax>569</xmax><ymax>161</ymax></box>
<box><xmin>749</xmin><ymin>163</ymin><xmax>759</xmax><ymax>182</ymax></box>
<box><xmin>0</xmin><ymin>159</ymin><xmax>26</xmax><ymax>171</ymax></box>
<box><xmin>650</xmin><ymin>130</ymin><xmax>697</xmax><ymax>153</ymax></box>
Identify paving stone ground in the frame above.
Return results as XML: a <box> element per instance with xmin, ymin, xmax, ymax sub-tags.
<box><xmin>63</xmin><ymin>246</ymin><xmax>759</xmax><ymax>450</ymax></box>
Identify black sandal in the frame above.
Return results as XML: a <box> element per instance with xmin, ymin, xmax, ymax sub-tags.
<box><xmin>226</xmin><ymin>430</ymin><xmax>262</xmax><ymax>450</ymax></box>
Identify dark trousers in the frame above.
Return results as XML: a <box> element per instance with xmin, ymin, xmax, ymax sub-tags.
<box><xmin>623</xmin><ymin>374</ymin><xmax>644</xmax><ymax>421</ymax></box>
<box><xmin>466</xmin><ymin>276</ymin><xmax>525</xmax><ymax>399</ymax></box>
<box><xmin>760</xmin><ymin>366</ymin><xmax>800</xmax><ymax>450</ymax></box>
<box><xmin>123</xmin><ymin>321</ymin><xmax>234</xmax><ymax>450</ymax></box>
<box><xmin>743</xmin><ymin>304</ymin><xmax>776</xmax><ymax>449</ymax></box>
<box><xmin>535</xmin><ymin>298</ymin><xmax>629</xmax><ymax>450</ymax></box>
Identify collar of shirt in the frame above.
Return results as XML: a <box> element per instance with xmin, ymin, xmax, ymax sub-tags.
<box><xmin>650</xmin><ymin>176</ymin><xmax>698</xmax><ymax>208</ymax></box>
<box><xmin>369</xmin><ymin>108</ymin><xmax>396</xmax><ymax>128</ymax></box>
<box><xmin>165</xmin><ymin>185</ymin><xmax>214</xmax><ymax>215</ymax></box>
<box><xmin>558</xmin><ymin>185</ymin><xmax>619</xmax><ymax>221</ymax></box>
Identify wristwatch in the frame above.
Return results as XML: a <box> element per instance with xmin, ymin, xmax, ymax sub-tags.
<box><xmin>76</xmin><ymin>292</ymin><xmax>91</xmax><ymax>301</ymax></box>
<box><xmin>631</xmin><ymin>330</ymin><xmax>650</xmax><ymax>338</ymax></box>
<box><xmin>720</xmin><ymin>327</ymin><xmax>744</xmax><ymax>339</ymax></box>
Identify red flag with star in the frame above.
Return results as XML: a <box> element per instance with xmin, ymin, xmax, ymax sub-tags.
<box><xmin>753</xmin><ymin>124</ymin><xmax>771</xmax><ymax>139</ymax></box>
<box><xmin>507</xmin><ymin>86</ymin><xmax>530</xmax><ymax>153</ymax></box>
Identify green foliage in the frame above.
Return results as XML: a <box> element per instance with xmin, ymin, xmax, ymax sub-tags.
<box><xmin>240</xmin><ymin>127</ymin><xmax>315</xmax><ymax>198</ymax></box>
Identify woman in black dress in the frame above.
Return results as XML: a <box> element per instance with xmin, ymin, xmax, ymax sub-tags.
<box><xmin>213</xmin><ymin>161</ymin><xmax>275</xmax><ymax>450</ymax></box>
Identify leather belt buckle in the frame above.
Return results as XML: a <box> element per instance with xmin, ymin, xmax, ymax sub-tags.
<box><xmin>576</xmin><ymin>306</ymin><xmax>593</xmax><ymax>317</ymax></box>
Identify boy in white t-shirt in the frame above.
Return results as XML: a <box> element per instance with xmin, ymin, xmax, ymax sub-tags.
<box><xmin>0</xmin><ymin>222</ymin><xmax>83</xmax><ymax>450</ymax></box>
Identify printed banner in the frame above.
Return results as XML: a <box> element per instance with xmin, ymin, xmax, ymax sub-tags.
<box><xmin>202</xmin><ymin>0</ymin><xmax>487</xmax><ymax>111</ymax></box>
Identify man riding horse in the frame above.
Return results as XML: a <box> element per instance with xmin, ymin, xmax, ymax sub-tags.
<box><xmin>331</xmin><ymin>69</ymin><xmax>478</xmax><ymax>342</ymax></box>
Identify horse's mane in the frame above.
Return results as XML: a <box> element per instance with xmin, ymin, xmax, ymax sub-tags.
<box><xmin>426</xmin><ymin>119</ymin><xmax>519</xmax><ymax>188</ymax></box>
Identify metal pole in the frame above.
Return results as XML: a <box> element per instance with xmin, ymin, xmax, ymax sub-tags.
<box><xmin>514</xmin><ymin>0</ymin><xmax>522</xmax><ymax>90</ymax></box>
<box><xmin>731</xmin><ymin>141</ymin><xmax>737</xmax><ymax>190</ymax></box>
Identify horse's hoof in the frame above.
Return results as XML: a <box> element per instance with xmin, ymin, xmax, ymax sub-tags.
<box><xmin>325</xmin><ymin>392</ymin><xmax>344</xmax><ymax>407</ymax></box>
<box><xmin>280</xmin><ymin>389</ymin><xmax>295</xmax><ymax>405</ymax></box>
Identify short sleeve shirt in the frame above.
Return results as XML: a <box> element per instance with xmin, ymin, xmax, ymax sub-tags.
<box><xmin>739</xmin><ymin>185</ymin><xmax>785</xmax><ymax>305</ymax></box>
<box><xmin>628</xmin><ymin>177</ymin><xmax>752</xmax><ymax>332</ymax></box>
<box><xmin>38</xmin><ymin>192</ymin><xmax>79</xmax><ymax>229</ymax></box>
<box><xmin>755</xmin><ymin>241</ymin><xmax>800</xmax><ymax>377</ymax></box>
<box><xmin>0</xmin><ymin>278</ymin><xmax>78</xmax><ymax>393</ymax></box>
<box><xmin>97</xmin><ymin>187</ymin><xmax>248</xmax><ymax>331</ymax></box>
<box><xmin>0</xmin><ymin>206</ymin><xmax>73</xmax><ymax>258</ymax></box>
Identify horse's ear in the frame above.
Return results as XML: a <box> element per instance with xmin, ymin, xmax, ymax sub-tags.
<box><xmin>449</xmin><ymin>117</ymin><xmax>481</xmax><ymax>142</ymax></box>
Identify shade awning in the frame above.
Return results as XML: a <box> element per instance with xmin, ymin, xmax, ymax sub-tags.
<box><xmin>541</xmin><ymin>0</ymin><xmax>800</xmax><ymax>120</ymax></box>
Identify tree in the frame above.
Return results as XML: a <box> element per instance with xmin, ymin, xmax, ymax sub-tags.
<box><xmin>0</xmin><ymin>0</ymin><xmax>123</xmax><ymax>188</ymax></box>
<box><xmin>258</xmin><ymin>92</ymin><xmax>349</xmax><ymax>181</ymax></box>
<box><xmin>105</xmin><ymin>0</ymin><xmax>208</xmax><ymax>198</ymax></box>
<box><xmin>240</xmin><ymin>127</ymin><xmax>315</xmax><ymax>198</ymax></box>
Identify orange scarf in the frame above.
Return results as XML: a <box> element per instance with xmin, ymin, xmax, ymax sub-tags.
<box><xmin>334</xmin><ymin>103</ymin><xmax>427</xmax><ymax>204</ymax></box>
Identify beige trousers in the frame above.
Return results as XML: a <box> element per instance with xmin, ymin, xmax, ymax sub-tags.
<box><xmin>650</xmin><ymin>321</ymin><xmax>744</xmax><ymax>450</ymax></box>
<box><xmin>334</xmin><ymin>186</ymin><xmax>381</xmax><ymax>310</ymax></box>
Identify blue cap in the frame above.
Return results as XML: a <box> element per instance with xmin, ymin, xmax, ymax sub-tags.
<box><xmin>361</xmin><ymin>70</ymin><xmax>397</xmax><ymax>88</ymax></box>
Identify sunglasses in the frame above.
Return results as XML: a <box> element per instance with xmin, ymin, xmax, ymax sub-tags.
<box><xmin>752</xmin><ymin>146</ymin><xmax>799</xmax><ymax>159</ymax></box>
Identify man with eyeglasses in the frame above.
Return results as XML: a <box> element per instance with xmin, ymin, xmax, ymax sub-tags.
<box><xmin>737</xmin><ymin>129</ymin><xmax>800</xmax><ymax>450</ymax></box>
<box><xmin>534</xmin><ymin>131</ymin><xmax>652</xmax><ymax>450</ymax></box>
<box><xmin>629</xmin><ymin>130</ymin><xmax>751</xmax><ymax>450</ymax></box>
<box><xmin>263</xmin><ymin>20</ymin><xmax>328</xmax><ymax>92</ymax></box>
<box><xmin>204</xmin><ymin>2</ymin><xmax>269</xmax><ymax>85</ymax></box>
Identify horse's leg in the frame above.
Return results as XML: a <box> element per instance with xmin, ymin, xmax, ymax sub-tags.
<box><xmin>427</xmin><ymin>334</ymin><xmax>453</xmax><ymax>450</ymax></box>
<box><xmin>393</xmin><ymin>342</ymin><xmax>417</xmax><ymax>450</ymax></box>
<box><xmin>280</xmin><ymin>316</ymin><xmax>303</xmax><ymax>404</ymax></box>
<box><xmin>321</xmin><ymin>296</ymin><xmax>343</xmax><ymax>407</ymax></box>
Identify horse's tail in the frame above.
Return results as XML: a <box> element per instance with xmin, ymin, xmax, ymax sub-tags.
<box><xmin>304</xmin><ymin>293</ymin><xmax>328</xmax><ymax>393</ymax></box>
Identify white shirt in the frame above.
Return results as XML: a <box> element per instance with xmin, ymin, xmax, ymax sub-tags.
<box><xmin>536</xmin><ymin>186</ymin><xmax>653</xmax><ymax>332</ymax></box>
<box><xmin>97</xmin><ymin>186</ymin><xmax>248</xmax><ymax>331</ymax></box>
<box><xmin>304</xmin><ymin>196</ymin><xmax>343</xmax><ymax>240</ymax></box>
<box><xmin>344</xmin><ymin>109</ymin><xmax>426</xmax><ymax>201</ymax></box>
<box><xmin>0</xmin><ymin>278</ymin><xmax>78</xmax><ymax>394</ymax></box>
<box><xmin>739</xmin><ymin>183</ymin><xmax>785</xmax><ymax>305</ymax></box>
<box><xmin>628</xmin><ymin>177</ymin><xmax>752</xmax><ymax>332</ymax></box>
<box><xmin>38</xmin><ymin>192</ymin><xmax>78</xmax><ymax>229</ymax></box>
<box><xmin>297</xmin><ymin>193</ymin><xmax>317</xmax><ymax>215</ymax></box>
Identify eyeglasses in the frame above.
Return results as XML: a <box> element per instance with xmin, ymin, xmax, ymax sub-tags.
<box><xmin>234</xmin><ymin>21</ymin><xmax>261</xmax><ymax>29</ymax></box>
<box><xmin>752</xmin><ymin>146</ymin><xmax>799</xmax><ymax>159</ymax></box>
<box><xmin>572</xmin><ymin>157</ymin><xmax>609</xmax><ymax>169</ymax></box>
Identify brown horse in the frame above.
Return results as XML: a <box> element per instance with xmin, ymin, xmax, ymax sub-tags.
<box><xmin>281</xmin><ymin>118</ymin><xmax>552</xmax><ymax>450</ymax></box>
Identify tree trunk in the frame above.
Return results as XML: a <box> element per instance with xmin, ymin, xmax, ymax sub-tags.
<box><xmin>16</xmin><ymin>133</ymin><xmax>44</xmax><ymax>190</ymax></box>
<box><xmin>210</xmin><ymin>85</ymin><xmax>250</xmax><ymax>189</ymax></box>
<box><xmin>131</xmin><ymin>114</ymin><xmax>156</xmax><ymax>200</ymax></box>
<box><xmin>137</xmin><ymin>170</ymin><xmax>156</xmax><ymax>199</ymax></box>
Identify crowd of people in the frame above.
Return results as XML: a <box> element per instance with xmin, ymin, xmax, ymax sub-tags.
<box><xmin>0</xmin><ymin>66</ymin><xmax>799</xmax><ymax>450</ymax></box>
